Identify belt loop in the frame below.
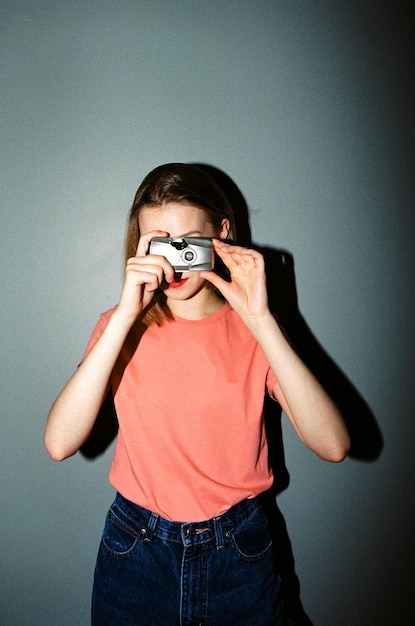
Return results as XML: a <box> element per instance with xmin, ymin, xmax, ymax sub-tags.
<box><xmin>142</xmin><ymin>512</ymin><xmax>159</xmax><ymax>542</ymax></box>
<box><xmin>213</xmin><ymin>517</ymin><xmax>224</xmax><ymax>550</ymax></box>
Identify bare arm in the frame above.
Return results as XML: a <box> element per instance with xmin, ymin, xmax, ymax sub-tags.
<box><xmin>45</xmin><ymin>310</ymin><xmax>133</xmax><ymax>461</ymax></box>
<box><xmin>44</xmin><ymin>230</ymin><xmax>174</xmax><ymax>461</ymax></box>
<box><xmin>247</xmin><ymin>312</ymin><xmax>350</xmax><ymax>462</ymax></box>
<box><xmin>202</xmin><ymin>240</ymin><xmax>351</xmax><ymax>462</ymax></box>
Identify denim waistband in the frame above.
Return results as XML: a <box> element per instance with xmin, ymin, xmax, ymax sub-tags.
<box><xmin>113</xmin><ymin>492</ymin><xmax>260</xmax><ymax>549</ymax></box>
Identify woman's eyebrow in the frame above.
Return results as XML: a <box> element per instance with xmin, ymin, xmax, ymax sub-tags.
<box><xmin>178</xmin><ymin>230</ymin><xmax>204</xmax><ymax>237</ymax></box>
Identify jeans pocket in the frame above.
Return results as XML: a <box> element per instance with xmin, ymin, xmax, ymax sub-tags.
<box><xmin>101</xmin><ymin>506</ymin><xmax>140</xmax><ymax>560</ymax></box>
<box><xmin>227</xmin><ymin>507</ymin><xmax>273</xmax><ymax>563</ymax></box>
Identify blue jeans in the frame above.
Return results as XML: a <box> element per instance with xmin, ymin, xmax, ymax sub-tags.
<box><xmin>92</xmin><ymin>493</ymin><xmax>290</xmax><ymax>625</ymax></box>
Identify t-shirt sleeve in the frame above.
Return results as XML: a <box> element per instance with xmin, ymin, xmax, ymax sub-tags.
<box><xmin>80</xmin><ymin>308</ymin><xmax>116</xmax><ymax>362</ymax></box>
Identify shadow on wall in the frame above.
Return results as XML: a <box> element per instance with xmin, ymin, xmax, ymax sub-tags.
<box><xmin>195</xmin><ymin>163</ymin><xmax>383</xmax><ymax>460</ymax></box>
<box><xmin>195</xmin><ymin>164</ymin><xmax>384</xmax><ymax>624</ymax></box>
<box><xmin>80</xmin><ymin>163</ymin><xmax>383</xmax><ymax>625</ymax></box>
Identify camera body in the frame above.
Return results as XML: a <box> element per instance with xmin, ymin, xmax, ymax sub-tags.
<box><xmin>149</xmin><ymin>237</ymin><xmax>214</xmax><ymax>271</ymax></box>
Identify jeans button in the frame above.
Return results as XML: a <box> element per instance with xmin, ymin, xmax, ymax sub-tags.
<box><xmin>187</xmin><ymin>526</ymin><xmax>196</xmax><ymax>538</ymax></box>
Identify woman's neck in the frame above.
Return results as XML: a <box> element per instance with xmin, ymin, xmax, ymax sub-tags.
<box><xmin>167</xmin><ymin>288</ymin><xmax>225</xmax><ymax>320</ymax></box>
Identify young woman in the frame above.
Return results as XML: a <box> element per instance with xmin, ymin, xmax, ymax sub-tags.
<box><xmin>45</xmin><ymin>163</ymin><xmax>350</xmax><ymax>625</ymax></box>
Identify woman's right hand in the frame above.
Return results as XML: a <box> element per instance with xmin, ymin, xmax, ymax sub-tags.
<box><xmin>117</xmin><ymin>230</ymin><xmax>175</xmax><ymax>321</ymax></box>
<box><xmin>45</xmin><ymin>229</ymin><xmax>175</xmax><ymax>461</ymax></box>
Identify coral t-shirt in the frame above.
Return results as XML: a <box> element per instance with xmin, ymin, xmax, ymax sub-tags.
<box><xmin>83</xmin><ymin>302</ymin><xmax>277</xmax><ymax>522</ymax></box>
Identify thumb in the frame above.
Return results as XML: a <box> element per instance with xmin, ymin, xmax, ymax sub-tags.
<box><xmin>200</xmin><ymin>270</ymin><xmax>229</xmax><ymax>296</ymax></box>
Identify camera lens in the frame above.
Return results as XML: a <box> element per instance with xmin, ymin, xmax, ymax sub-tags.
<box><xmin>183</xmin><ymin>250</ymin><xmax>195</xmax><ymax>262</ymax></box>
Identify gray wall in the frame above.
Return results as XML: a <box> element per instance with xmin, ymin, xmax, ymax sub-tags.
<box><xmin>1</xmin><ymin>1</ymin><xmax>414</xmax><ymax>624</ymax></box>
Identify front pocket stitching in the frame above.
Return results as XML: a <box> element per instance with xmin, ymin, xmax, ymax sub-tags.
<box><xmin>108</xmin><ymin>507</ymin><xmax>139</xmax><ymax>538</ymax></box>
<box><xmin>101</xmin><ymin>509</ymin><xmax>140</xmax><ymax>560</ymax></box>
<box><xmin>227</xmin><ymin>532</ymin><xmax>273</xmax><ymax>563</ymax></box>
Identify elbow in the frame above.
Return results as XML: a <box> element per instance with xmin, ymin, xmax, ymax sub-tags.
<box><xmin>324</xmin><ymin>447</ymin><xmax>349</xmax><ymax>464</ymax></box>
<box><xmin>44</xmin><ymin>433</ymin><xmax>75</xmax><ymax>462</ymax></box>
<box><xmin>44</xmin><ymin>442</ymin><xmax>66</xmax><ymax>462</ymax></box>
<box><xmin>46</xmin><ymin>448</ymin><xmax>69</xmax><ymax>463</ymax></box>
<box><xmin>318</xmin><ymin>436</ymin><xmax>351</xmax><ymax>463</ymax></box>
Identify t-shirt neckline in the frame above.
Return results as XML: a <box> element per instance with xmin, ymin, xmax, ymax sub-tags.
<box><xmin>171</xmin><ymin>301</ymin><xmax>231</xmax><ymax>325</ymax></box>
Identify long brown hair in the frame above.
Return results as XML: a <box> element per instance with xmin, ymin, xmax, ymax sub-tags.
<box><xmin>125</xmin><ymin>163</ymin><xmax>237</xmax><ymax>326</ymax></box>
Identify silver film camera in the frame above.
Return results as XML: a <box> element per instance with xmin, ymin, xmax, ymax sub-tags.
<box><xmin>149</xmin><ymin>237</ymin><xmax>214</xmax><ymax>271</ymax></box>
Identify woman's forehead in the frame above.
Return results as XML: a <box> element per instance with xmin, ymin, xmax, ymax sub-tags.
<box><xmin>138</xmin><ymin>203</ymin><xmax>211</xmax><ymax>234</ymax></box>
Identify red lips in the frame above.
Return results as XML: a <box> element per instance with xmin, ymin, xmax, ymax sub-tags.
<box><xmin>168</xmin><ymin>278</ymin><xmax>189</xmax><ymax>289</ymax></box>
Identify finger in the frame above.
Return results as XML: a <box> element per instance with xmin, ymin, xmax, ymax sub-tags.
<box><xmin>212</xmin><ymin>240</ymin><xmax>248</xmax><ymax>254</ymax></box>
<box><xmin>212</xmin><ymin>241</ymin><xmax>241</xmax><ymax>269</ymax></box>
<box><xmin>213</xmin><ymin>245</ymin><xmax>252</xmax><ymax>272</ymax></box>
<box><xmin>143</xmin><ymin>277</ymin><xmax>163</xmax><ymax>292</ymax></box>
<box><xmin>125</xmin><ymin>260</ymin><xmax>169</xmax><ymax>291</ymax></box>
<box><xmin>136</xmin><ymin>230</ymin><xmax>169</xmax><ymax>257</ymax></box>
<box><xmin>214</xmin><ymin>240</ymin><xmax>263</xmax><ymax>261</ymax></box>
<box><xmin>199</xmin><ymin>270</ymin><xmax>230</xmax><ymax>295</ymax></box>
<box><xmin>128</xmin><ymin>252</ymin><xmax>175</xmax><ymax>284</ymax></box>
<box><xmin>214</xmin><ymin>240</ymin><xmax>264</xmax><ymax>270</ymax></box>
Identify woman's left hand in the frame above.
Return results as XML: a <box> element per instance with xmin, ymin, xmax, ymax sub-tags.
<box><xmin>203</xmin><ymin>241</ymin><xmax>351</xmax><ymax>463</ymax></box>
<box><xmin>200</xmin><ymin>240</ymin><xmax>270</xmax><ymax>322</ymax></box>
